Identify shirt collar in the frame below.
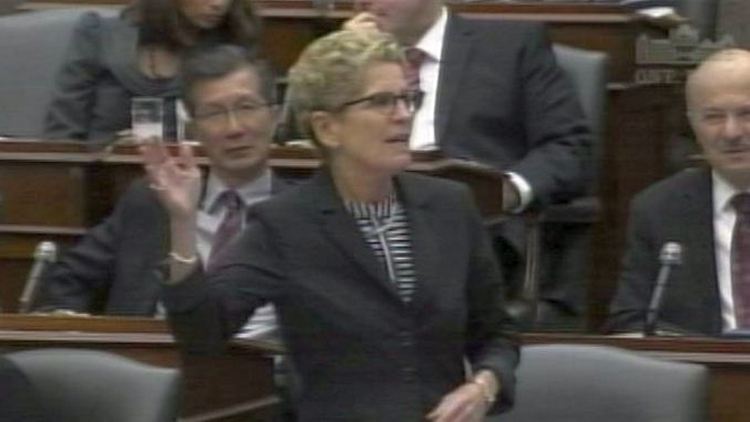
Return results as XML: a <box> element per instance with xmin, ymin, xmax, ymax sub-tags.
<box><xmin>203</xmin><ymin>167</ymin><xmax>273</xmax><ymax>214</ymax></box>
<box><xmin>345</xmin><ymin>191</ymin><xmax>399</xmax><ymax>219</ymax></box>
<box><xmin>713</xmin><ymin>170</ymin><xmax>742</xmax><ymax>215</ymax></box>
<box><xmin>413</xmin><ymin>6</ymin><xmax>447</xmax><ymax>62</ymax></box>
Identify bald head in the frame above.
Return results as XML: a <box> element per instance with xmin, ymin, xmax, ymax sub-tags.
<box><xmin>687</xmin><ymin>48</ymin><xmax>750</xmax><ymax>189</ymax></box>
<box><xmin>687</xmin><ymin>49</ymin><xmax>750</xmax><ymax>111</ymax></box>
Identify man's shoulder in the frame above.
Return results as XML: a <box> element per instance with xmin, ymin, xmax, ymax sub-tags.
<box><xmin>269</xmin><ymin>173</ymin><xmax>301</xmax><ymax>194</ymax></box>
<box><xmin>632</xmin><ymin>167</ymin><xmax>709</xmax><ymax>209</ymax></box>
<box><xmin>399</xmin><ymin>171</ymin><xmax>468</xmax><ymax>195</ymax></box>
<box><xmin>256</xmin><ymin>176</ymin><xmax>317</xmax><ymax>212</ymax></box>
<box><xmin>450</xmin><ymin>14</ymin><xmax>543</xmax><ymax>37</ymax></box>
<box><xmin>110</xmin><ymin>177</ymin><xmax>165</xmax><ymax>218</ymax></box>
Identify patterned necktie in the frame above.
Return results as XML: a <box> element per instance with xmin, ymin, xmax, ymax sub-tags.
<box><xmin>208</xmin><ymin>190</ymin><xmax>244</xmax><ymax>271</ymax></box>
<box><xmin>732</xmin><ymin>193</ymin><xmax>750</xmax><ymax>327</ymax></box>
<box><xmin>404</xmin><ymin>47</ymin><xmax>427</xmax><ymax>91</ymax></box>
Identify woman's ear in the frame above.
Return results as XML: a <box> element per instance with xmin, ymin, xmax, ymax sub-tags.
<box><xmin>310</xmin><ymin>110</ymin><xmax>341</xmax><ymax>150</ymax></box>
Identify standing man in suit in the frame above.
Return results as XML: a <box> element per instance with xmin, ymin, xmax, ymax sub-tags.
<box><xmin>38</xmin><ymin>45</ymin><xmax>285</xmax><ymax>341</ymax></box>
<box><xmin>608</xmin><ymin>49</ymin><xmax>750</xmax><ymax>336</ymax></box>
<box><xmin>345</xmin><ymin>0</ymin><xmax>592</xmax><ymax>324</ymax></box>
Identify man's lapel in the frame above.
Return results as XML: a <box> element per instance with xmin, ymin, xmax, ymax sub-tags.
<box><xmin>435</xmin><ymin>14</ymin><xmax>473</xmax><ymax>146</ymax></box>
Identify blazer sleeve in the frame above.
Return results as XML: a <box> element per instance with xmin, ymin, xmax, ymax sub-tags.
<box><xmin>509</xmin><ymin>23</ymin><xmax>592</xmax><ymax>206</ymax></box>
<box><xmin>43</xmin><ymin>12</ymin><xmax>105</xmax><ymax>140</ymax></box>
<box><xmin>461</xmin><ymin>188</ymin><xmax>520</xmax><ymax>413</ymax></box>
<box><xmin>163</xmin><ymin>217</ymin><xmax>282</xmax><ymax>354</ymax></box>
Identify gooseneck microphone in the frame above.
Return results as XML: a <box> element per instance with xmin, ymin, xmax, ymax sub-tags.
<box><xmin>18</xmin><ymin>241</ymin><xmax>57</xmax><ymax>313</ymax></box>
<box><xmin>644</xmin><ymin>242</ymin><xmax>683</xmax><ymax>336</ymax></box>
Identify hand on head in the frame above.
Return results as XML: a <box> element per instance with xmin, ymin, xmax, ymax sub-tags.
<box><xmin>140</xmin><ymin>142</ymin><xmax>203</xmax><ymax>220</ymax></box>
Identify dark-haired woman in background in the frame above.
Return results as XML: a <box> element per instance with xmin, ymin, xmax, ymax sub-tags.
<box><xmin>44</xmin><ymin>0</ymin><xmax>260</xmax><ymax>143</ymax></box>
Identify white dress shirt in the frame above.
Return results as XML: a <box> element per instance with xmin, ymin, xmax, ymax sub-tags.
<box><xmin>712</xmin><ymin>171</ymin><xmax>749</xmax><ymax>332</ymax></box>
<box><xmin>197</xmin><ymin>169</ymin><xmax>278</xmax><ymax>341</ymax></box>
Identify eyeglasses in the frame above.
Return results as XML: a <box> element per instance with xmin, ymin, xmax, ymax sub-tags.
<box><xmin>689</xmin><ymin>107</ymin><xmax>750</xmax><ymax>127</ymax></box>
<box><xmin>193</xmin><ymin>99</ymin><xmax>274</xmax><ymax>126</ymax></box>
<box><xmin>336</xmin><ymin>90</ymin><xmax>424</xmax><ymax>115</ymax></box>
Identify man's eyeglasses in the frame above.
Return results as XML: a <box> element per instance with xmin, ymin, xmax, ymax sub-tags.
<box><xmin>193</xmin><ymin>100</ymin><xmax>274</xmax><ymax>126</ymax></box>
<box><xmin>336</xmin><ymin>90</ymin><xmax>425</xmax><ymax>115</ymax></box>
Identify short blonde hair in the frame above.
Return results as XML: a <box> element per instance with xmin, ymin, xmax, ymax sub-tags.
<box><xmin>287</xmin><ymin>29</ymin><xmax>404</xmax><ymax>144</ymax></box>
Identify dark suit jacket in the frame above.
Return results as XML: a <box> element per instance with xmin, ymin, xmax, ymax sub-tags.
<box><xmin>607</xmin><ymin>168</ymin><xmax>722</xmax><ymax>336</ymax></box>
<box><xmin>39</xmin><ymin>174</ymin><xmax>289</xmax><ymax>316</ymax></box>
<box><xmin>437</xmin><ymin>15</ymin><xmax>591</xmax><ymax>211</ymax></box>
<box><xmin>164</xmin><ymin>170</ymin><xmax>520</xmax><ymax>421</ymax></box>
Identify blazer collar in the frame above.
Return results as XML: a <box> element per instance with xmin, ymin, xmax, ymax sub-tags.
<box><xmin>308</xmin><ymin>169</ymin><xmax>440</xmax><ymax>304</ymax></box>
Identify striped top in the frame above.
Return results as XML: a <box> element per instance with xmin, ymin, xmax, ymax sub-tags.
<box><xmin>345</xmin><ymin>193</ymin><xmax>417</xmax><ymax>302</ymax></box>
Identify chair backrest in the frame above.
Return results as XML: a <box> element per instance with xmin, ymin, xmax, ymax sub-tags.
<box><xmin>503</xmin><ymin>344</ymin><xmax>709</xmax><ymax>422</ymax></box>
<box><xmin>552</xmin><ymin>44</ymin><xmax>608</xmax><ymax>185</ymax></box>
<box><xmin>0</xmin><ymin>7</ymin><xmax>118</xmax><ymax>138</ymax></box>
<box><xmin>5</xmin><ymin>348</ymin><xmax>180</xmax><ymax>422</ymax></box>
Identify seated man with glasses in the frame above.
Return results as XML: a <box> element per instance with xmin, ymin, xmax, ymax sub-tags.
<box><xmin>608</xmin><ymin>49</ymin><xmax>750</xmax><ymax>337</ymax></box>
<box><xmin>37</xmin><ymin>45</ymin><xmax>290</xmax><ymax>342</ymax></box>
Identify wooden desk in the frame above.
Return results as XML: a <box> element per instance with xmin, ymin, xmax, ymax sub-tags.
<box><xmin>524</xmin><ymin>333</ymin><xmax>750</xmax><ymax>422</ymax></box>
<box><xmin>0</xmin><ymin>314</ymin><xmax>279</xmax><ymax>421</ymax></box>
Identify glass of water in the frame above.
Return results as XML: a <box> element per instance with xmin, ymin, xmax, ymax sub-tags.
<box><xmin>131</xmin><ymin>97</ymin><xmax>164</xmax><ymax>142</ymax></box>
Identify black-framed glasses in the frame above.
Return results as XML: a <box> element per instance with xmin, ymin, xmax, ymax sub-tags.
<box><xmin>337</xmin><ymin>90</ymin><xmax>425</xmax><ymax>115</ymax></box>
<box><xmin>193</xmin><ymin>99</ymin><xmax>275</xmax><ymax>126</ymax></box>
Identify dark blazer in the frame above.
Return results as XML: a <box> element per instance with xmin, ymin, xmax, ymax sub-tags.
<box><xmin>164</xmin><ymin>170</ymin><xmax>520</xmax><ymax>421</ymax></box>
<box><xmin>38</xmin><ymin>173</ymin><xmax>290</xmax><ymax>316</ymax></box>
<box><xmin>437</xmin><ymin>15</ymin><xmax>591</xmax><ymax>210</ymax></box>
<box><xmin>607</xmin><ymin>168</ymin><xmax>722</xmax><ymax>336</ymax></box>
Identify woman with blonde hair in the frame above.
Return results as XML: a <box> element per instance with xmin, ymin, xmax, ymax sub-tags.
<box><xmin>147</xmin><ymin>29</ymin><xmax>519</xmax><ymax>421</ymax></box>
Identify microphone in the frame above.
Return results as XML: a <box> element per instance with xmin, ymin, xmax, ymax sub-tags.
<box><xmin>18</xmin><ymin>241</ymin><xmax>57</xmax><ymax>313</ymax></box>
<box><xmin>644</xmin><ymin>242</ymin><xmax>683</xmax><ymax>336</ymax></box>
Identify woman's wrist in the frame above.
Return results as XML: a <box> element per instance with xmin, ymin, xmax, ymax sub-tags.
<box><xmin>468</xmin><ymin>370</ymin><xmax>499</xmax><ymax>407</ymax></box>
